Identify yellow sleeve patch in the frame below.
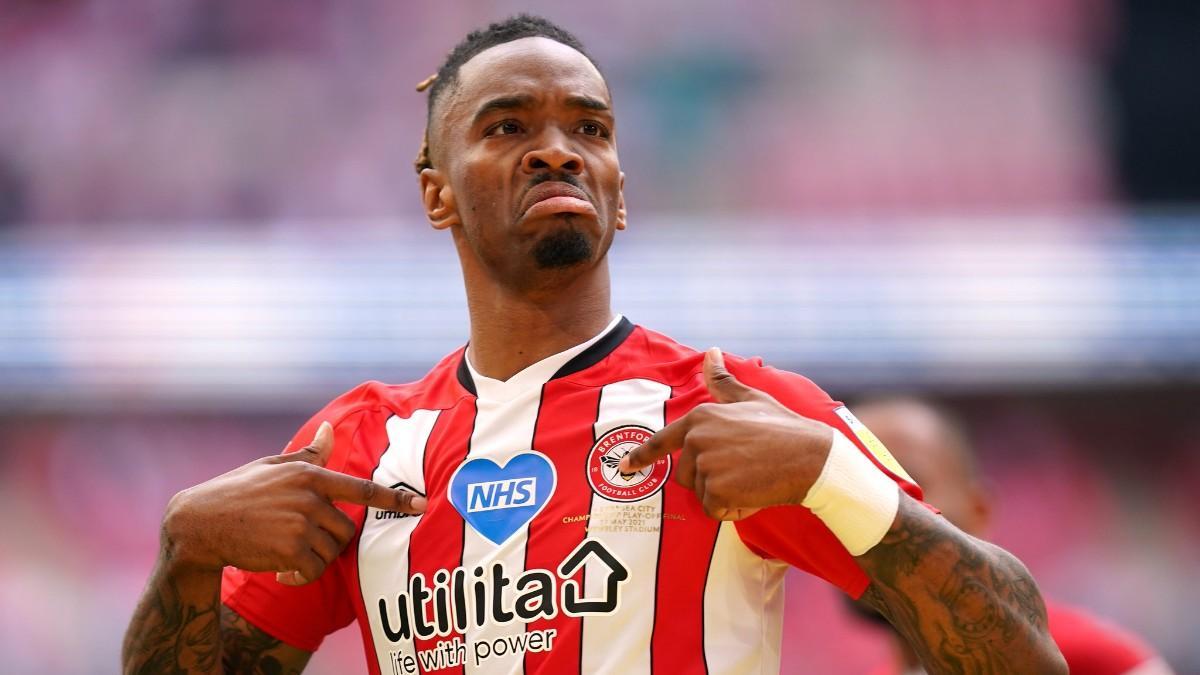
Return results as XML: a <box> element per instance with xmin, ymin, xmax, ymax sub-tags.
<box><xmin>832</xmin><ymin>406</ymin><xmax>914</xmax><ymax>483</ymax></box>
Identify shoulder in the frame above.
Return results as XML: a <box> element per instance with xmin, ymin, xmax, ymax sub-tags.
<box><xmin>321</xmin><ymin>348</ymin><xmax>475</xmax><ymax>423</ymax></box>
<box><xmin>615</xmin><ymin>325</ymin><xmax>834</xmax><ymax>405</ymax></box>
<box><xmin>721</xmin><ymin>354</ymin><xmax>836</xmax><ymax>411</ymax></box>
<box><xmin>281</xmin><ymin>349</ymin><xmax>473</xmax><ymax>466</ymax></box>
<box><xmin>590</xmin><ymin>324</ymin><xmax>705</xmax><ymax>386</ymax></box>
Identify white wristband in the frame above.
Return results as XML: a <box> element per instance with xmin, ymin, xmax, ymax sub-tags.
<box><xmin>801</xmin><ymin>429</ymin><xmax>900</xmax><ymax>556</ymax></box>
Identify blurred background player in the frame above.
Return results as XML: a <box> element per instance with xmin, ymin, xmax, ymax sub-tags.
<box><xmin>847</xmin><ymin>396</ymin><xmax>1174</xmax><ymax>675</ymax></box>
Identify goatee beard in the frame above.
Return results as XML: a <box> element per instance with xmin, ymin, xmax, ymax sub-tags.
<box><xmin>532</xmin><ymin>226</ymin><xmax>593</xmax><ymax>269</ymax></box>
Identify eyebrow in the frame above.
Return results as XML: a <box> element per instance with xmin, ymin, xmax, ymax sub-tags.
<box><xmin>472</xmin><ymin>94</ymin><xmax>536</xmax><ymax>125</ymax></box>
<box><xmin>472</xmin><ymin>93</ymin><xmax>611</xmax><ymax>126</ymax></box>
<box><xmin>564</xmin><ymin>95</ymin><xmax>610</xmax><ymax>113</ymax></box>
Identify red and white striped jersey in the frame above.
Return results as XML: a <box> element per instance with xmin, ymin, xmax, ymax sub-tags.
<box><xmin>223</xmin><ymin>316</ymin><xmax>921</xmax><ymax>675</ymax></box>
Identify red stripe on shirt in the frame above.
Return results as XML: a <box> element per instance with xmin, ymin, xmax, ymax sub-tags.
<box><xmin>405</xmin><ymin>398</ymin><xmax>477</xmax><ymax>675</ymax></box>
<box><xmin>522</xmin><ymin>381</ymin><xmax>601</xmax><ymax>674</ymax></box>
<box><xmin>339</xmin><ymin>409</ymin><xmax>395</xmax><ymax>675</ymax></box>
<box><xmin>650</xmin><ymin>380</ymin><xmax>722</xmax><ymax>675</ymax></box>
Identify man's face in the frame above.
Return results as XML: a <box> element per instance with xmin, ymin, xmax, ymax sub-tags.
<box><xmin>421</xmin><ymin>37</ymin><xmax>625</xmax><ymax>288</ymax></box>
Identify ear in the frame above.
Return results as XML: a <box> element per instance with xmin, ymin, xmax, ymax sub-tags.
<box><xmin>615</xmin><ymin>171</ymin><xmax>627</xmax><ymax>231</ymax></box>
<box><xmin>419</xmin><ymin>168</ymin><xmax>459</xmax><ymax>230</ymax></box>
<box><xmin>969</xmin><ymin>481</ymin><xmax>994</xmax><ymax>533</ymax></box>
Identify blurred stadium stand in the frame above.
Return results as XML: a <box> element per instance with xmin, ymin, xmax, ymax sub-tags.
<box><xmin>1</xmin><ymin>218</ymin><xmax>1198</xmax><ymax>411</ymax></box>
<box><xmin>1</xmin><ymin>0</ymin><xmax>1197</xmax><ymax>673</ymax></box>
<box><xmin>0</xmin><ymin>0</ymin><xmax>1115</xmax><ymax>224</ymax></box>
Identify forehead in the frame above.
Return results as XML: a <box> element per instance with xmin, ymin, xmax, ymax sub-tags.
<box><xmin>452</xmin><ymin>37</ymin><xmax>609</xmax><ymax>111</ymax></box>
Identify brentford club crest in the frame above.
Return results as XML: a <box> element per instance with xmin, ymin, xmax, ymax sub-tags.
<box><xmin>586</xmin><ymin>425</ymin><xmax>670</xmax><ymax>502</ymax></box>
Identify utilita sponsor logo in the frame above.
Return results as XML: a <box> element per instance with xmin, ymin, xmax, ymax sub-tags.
<box><xmin>375</xmin><ymin>539</ymin><xmax>628</xmax><ymax>643</ymax></box>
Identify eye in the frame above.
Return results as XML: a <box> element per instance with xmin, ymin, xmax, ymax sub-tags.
<box><xmin>576</xmin><ymin>121</ymin><xmax>610</xmax><ymax>138</ymax></box>
<box><xmin>485</xmin><ymin>120</ymin><xmax>524</xmax><ymax>137</ymax></box>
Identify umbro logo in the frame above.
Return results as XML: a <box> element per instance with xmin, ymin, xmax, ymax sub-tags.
<box><xmin>375</xmin><ymin>481</ymin><xmax>424</xmax><ymax>520</ymax></box>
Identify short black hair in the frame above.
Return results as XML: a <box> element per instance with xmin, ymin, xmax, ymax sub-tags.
<box><xmin>415</xmin><ymin>14</ymin><xmax>601</xmax><ymax>173</ymax></box>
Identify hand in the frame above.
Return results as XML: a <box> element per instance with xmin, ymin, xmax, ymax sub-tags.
<box><xmin>620</xmin><ymin>348</ymin><xmax>834</xmax><ymax>521</ymax></box>
<box><xmin>162</xmin><ymin>421</ymin><xmax>426</xmax><ymax>585</ymax></box>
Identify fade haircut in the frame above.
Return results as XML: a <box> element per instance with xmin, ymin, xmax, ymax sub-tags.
<box><xmin>414</xmin><ymin>14</ymin><xmax>601</xmax><ymax>174</ymax></box>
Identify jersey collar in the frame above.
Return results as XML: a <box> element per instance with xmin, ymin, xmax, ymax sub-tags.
<box><xmin>456</xmin><ymin>315</ymin><xmax>634</xmax><ymax>400</ymax></box>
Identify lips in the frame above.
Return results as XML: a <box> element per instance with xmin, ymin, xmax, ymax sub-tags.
<box><xmin>519</xmin><ymin>181</ymin><xmax>597</xmax><ymax>219</ymax></box>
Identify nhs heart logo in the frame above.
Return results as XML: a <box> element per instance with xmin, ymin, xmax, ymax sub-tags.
<box><xmin>448</xmin><ymin>451</ymin><xmax>557</xmax><ymax>546</ymax></box>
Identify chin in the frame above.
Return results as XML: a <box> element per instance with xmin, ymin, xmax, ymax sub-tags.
<box><xmin>531</xmin><ymin>224</ymin><xmax>594</xmax><ymax>269</ymax></box>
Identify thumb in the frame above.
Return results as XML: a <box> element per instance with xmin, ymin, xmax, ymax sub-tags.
<box><xmin>703</xmin><ymin>348</ymin><xmax>754</xmax><ymax>403</ymax></box>
<box><xmin>276</xmin><ymin>420</ymin><xmax>335</xmax><ymax>467</ymax></box>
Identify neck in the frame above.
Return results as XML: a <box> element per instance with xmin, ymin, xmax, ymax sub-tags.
<box><xmin>461</xmin><ymin>255</ymin><xmax>614</xmax><ymax>382</ymax></box>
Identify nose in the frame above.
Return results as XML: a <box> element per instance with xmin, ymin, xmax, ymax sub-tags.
<box><xmin>521</xmin><ymin>129</ymin><xmax>583</xmax><ymax>175</ymax></box>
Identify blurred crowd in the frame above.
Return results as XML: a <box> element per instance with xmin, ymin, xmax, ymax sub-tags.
<box><xmin>1</xmin><ymin>0</ymin><xmax>1112</xmax><ymax>229</ymax></box>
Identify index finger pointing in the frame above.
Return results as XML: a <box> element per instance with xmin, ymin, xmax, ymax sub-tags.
<box><xmin>620</xmin><ymin>416</ymin><xmax>690</xmax><ymax>473</ymax></box>
<box><xmin>313</xmin><ymin>470</ymin><xmax>428</xmax><ymax>513</ymax></box>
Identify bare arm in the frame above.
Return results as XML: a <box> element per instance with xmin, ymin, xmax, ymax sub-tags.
<box><xmin>220</xmin><ymin>605</ymin><xmax>312</xmax><ymax>675</ymax></box>
<box><xmin>121</xmin><ymin>540</ymin><xmax>312</xmax><ymax>674</ymax></box>
<box><xmin>621</xmin><ymin>349</ymin><xmax>1066</xmax><ymax>675</ymax></box>
<box><xmin>857</xmin><ymin>495</ymin><xmax>1065</xmax><ymax>675</ymax></box>
<box><xmin>122</xmin><ymin>545</ymin><xmax>224</xmax><ymax>674</ymax></box>
<box><xmin>121</xmin><ymin>421</ymin><xmax>424</xmax><ymax>674</ymax></box>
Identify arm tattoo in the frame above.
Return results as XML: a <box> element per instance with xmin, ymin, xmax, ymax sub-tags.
<box><xmin>122</xmin><ymin>554</ymin><xmax>221</xmax><ymax>674</ymax></box>
<box><xmin>220</xmin><ymin>605</ymin><xmax>310</xmax><ymax>675</ymax></box>
<box><xmin>857</xmin><ymin>496</ymin><xmax>1062</xmax><ymax>675</ymax></box>
<box><xmin>122</xmin><ymin>545</ymin><xmax>312</xmax><ymax>674</ymax></box>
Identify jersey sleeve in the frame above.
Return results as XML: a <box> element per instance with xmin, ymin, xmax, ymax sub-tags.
<box><xmin>1046</xmin><ymin>603</ymin><xmax>1162</xmax><ymax>675</ymax></box>
<box><xmin>725</xmin><ymin>357</ymin><xmax>925</xmax><ymax>598</ymax></box>
<box><xmin>220</xmin><ymin>390</ymin><xmax>374</xmax><ymax>652</ymax></box>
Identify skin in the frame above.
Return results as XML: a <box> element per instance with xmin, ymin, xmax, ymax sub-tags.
<box><xmin>122</xmin><ymin>424</ymin><xmax>426</xmax><ymax>674</ymax></box>
<box><xmin>622</xmin><ymin>355</ymin><xmax>1067</xmax><ymax>674</ymax></box>
<box><xmin>849</xmin><ymin>398</ymin><xmax>1004</xmax><ymax>672</ymax></box>
<box><xmin>852</xmin><ymin>399</ymin><xmax>991</xmax><ymax>535</ymax></box>
<box><xmin>419</xmin><ymin>37</ymin><xmax>625</xmax><ymax>381</ymax></box>
<box><xmin>123</xmin><ymin>37</ymin><xmax>1066</xmax><ymax>674</ymax></box>
<box><xmin>855</xmin><ymin>400</ymin><xmax>1174</xmax><ymax>673</ymax></box>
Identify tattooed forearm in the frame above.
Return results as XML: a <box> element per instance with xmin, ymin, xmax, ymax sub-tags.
<box><xmin>122</xmin><ymin>540</ymin><xmax>312</xmax><ymax>674</ymax></box>
<box><xmin>220</xmin><ymin>605</ymin><xmax>311</xmax><ymax>675</ymax></box>
<box><xmin>857</xmin><ymin>495</ymin><xmax>1066</xmax><ymax>675</ymax></box>
<box><xmin>122</xmin><ymin>549</ymin><xmax>222</xmax><ymax>675</ymax></box>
